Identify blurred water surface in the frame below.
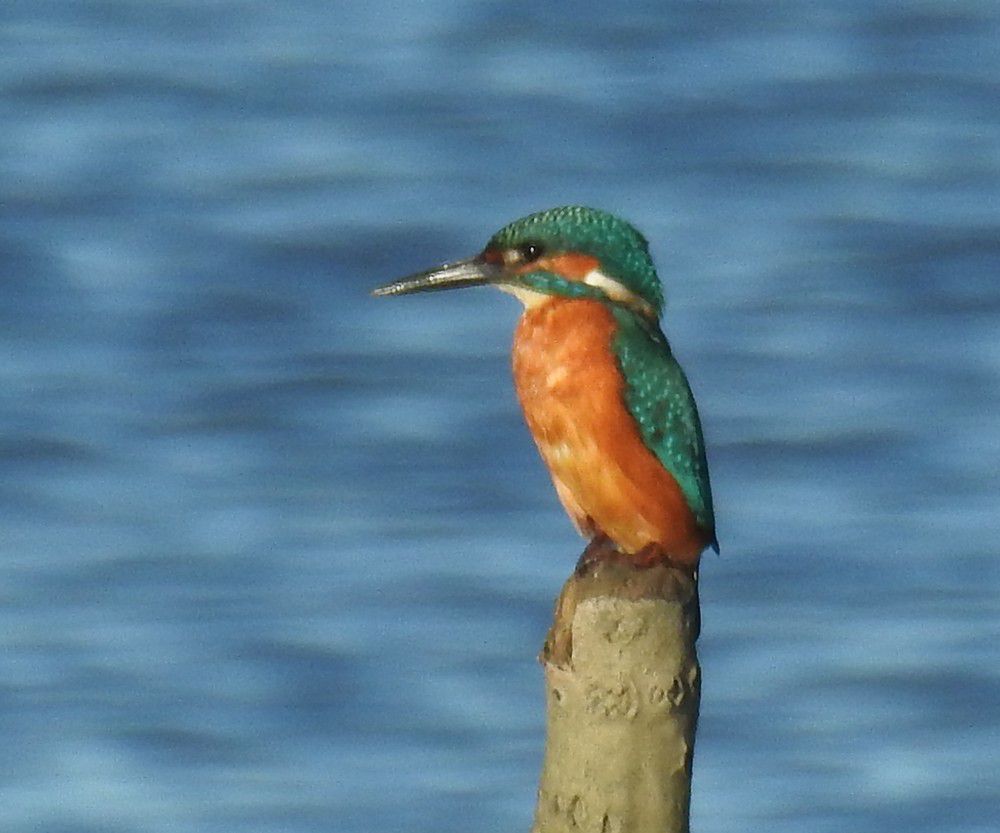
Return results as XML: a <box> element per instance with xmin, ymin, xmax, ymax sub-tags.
<box><xmin>2</xmin><ymin>2</ymin><xmax>999</xmax><ymax>831</ymax></box>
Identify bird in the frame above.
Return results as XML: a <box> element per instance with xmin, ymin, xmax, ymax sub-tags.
<box><xmin>373</xmin><ymin>206</ymin><xmax>716</xmax><ymax>569</ymax></box>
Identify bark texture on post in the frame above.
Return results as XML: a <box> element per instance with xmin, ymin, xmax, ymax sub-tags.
<box><xmin>532</xmin><ymin>556</ymin><xmax>701</xmax><ymax>833</ymax></box>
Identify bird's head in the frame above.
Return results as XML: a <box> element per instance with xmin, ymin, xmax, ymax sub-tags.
<box><xmin>373</xmin><ymin>206</ymin><xmax>664</xmax><ymax>320</ymax></box>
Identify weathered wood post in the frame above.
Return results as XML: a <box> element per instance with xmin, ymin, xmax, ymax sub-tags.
<box><xmin>531</xmin><ymin>554</ymin><xmax>701</xmax><ymax>833</ymax></box>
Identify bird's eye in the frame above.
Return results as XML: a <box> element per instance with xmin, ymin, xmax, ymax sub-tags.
<box><xmin>518</xmin><ymin>242</ymin><xmax>544</xmax><ymax>263</ymax></box>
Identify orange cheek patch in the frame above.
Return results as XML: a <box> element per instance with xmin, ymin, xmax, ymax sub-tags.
<box><xmin>518</xmin><ymin>253</ymin><xmax>600</xmax><ymax>280</ymax></box>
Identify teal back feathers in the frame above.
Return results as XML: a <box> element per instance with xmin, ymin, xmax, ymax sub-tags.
<box><xmin>611</xmin><ymin>308</ymin><xmax>717</xmax><ymax>546</ymax></box>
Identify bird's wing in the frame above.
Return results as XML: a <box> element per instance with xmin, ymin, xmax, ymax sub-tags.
<box><xmin>611</xmin><ymin>309</ymin><xmax>717</xmax><ymax>548</ymax></box>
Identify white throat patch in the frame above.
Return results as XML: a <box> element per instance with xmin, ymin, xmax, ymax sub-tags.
<box><xmin>498</xmin><ymin>283</ymin><xmax>551</xmax><ymax>309</ymax></box>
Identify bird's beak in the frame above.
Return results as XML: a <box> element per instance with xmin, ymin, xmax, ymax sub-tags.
<box><xmin>372</xmin><ymin>256</ymin><xmax>505</xmax><ymax>298</ymax></box>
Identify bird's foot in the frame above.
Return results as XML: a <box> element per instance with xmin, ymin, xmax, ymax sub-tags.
<box><xmin>574</xmin><ymin>534</ymin><xmax>620</xmax><ymax>576</ymax></box>
<box><xmin>575</xmin><ymin>537</ymin><xmax>697</xmax><ymax>577</ymax></box>
<box><xmin>632</xmin><ymin>543</ymin><xmax>697</xmax><ymax>575</ymax></box>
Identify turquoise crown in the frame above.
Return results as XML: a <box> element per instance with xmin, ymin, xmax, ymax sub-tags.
<box><xmin>486</xmin><ymin>206</ymin><xmax>664</xmax><ymax>315</ymax></box>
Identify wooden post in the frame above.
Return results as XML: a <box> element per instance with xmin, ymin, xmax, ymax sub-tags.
<box><xmin>532</xmin><ymin>555</ymin><xmax>701</xmax><ymax>833</ymax></box>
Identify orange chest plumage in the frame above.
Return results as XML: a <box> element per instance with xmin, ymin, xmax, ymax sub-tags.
<box><xmin>511</xmin><ymin>298</ymin><xmax>707</xmax><ymax>564</ymax></box>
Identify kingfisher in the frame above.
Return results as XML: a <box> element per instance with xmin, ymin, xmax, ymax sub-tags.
<box><xmin>373</xmin><ymin>206</ymin><xmax>717</xmax><ymax>568</ymax></box>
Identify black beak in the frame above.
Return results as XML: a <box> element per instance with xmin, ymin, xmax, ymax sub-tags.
<box><xmin>372</xmin><ymin>257</ymin><xmax>505</xmax><ymax>298</ymax></box>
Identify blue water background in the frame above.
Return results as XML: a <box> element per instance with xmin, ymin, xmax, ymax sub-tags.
<box><xmin>2</xmin><ymin>2</ymin><xmax>998</xmax><ymax>831</ymax></box>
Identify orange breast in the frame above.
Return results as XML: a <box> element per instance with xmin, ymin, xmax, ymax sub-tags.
<box><xmin>512</xmin><ymin>298</ymin><xmax>707</xmax><ymax>565</ymax></box>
